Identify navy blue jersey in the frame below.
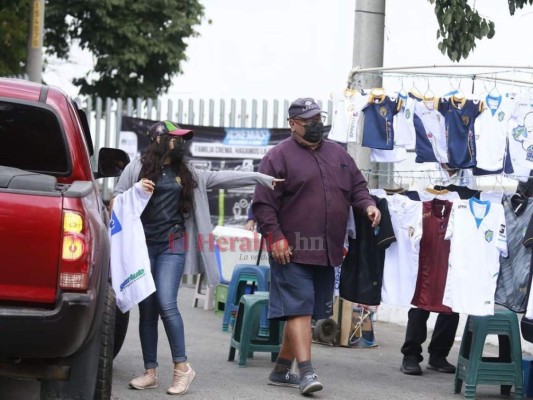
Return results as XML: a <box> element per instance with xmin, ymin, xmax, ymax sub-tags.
<box><xmin>438</xmin><ymin>97</ymin><xmax>483</xmax><ymax>168</ymax></box>
<box><xmin>361</xmin><ymin>95</ymin><xmax>401</xmax><ymax>150</ymax></box>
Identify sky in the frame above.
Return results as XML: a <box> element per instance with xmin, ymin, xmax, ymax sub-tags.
<box><xmin>42</xmin><ymin>1</ymin><xmax>533</xmax><ymax>103</ymax></box>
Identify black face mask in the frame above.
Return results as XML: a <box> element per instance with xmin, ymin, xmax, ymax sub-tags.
<box><xmin>302</xmin><ymin>121</ymin><xmax>324</xmax><ymax>143</ymax></box>
<box><xmin>169</xmin><ymin>143</ymin><xmax>186</xmax><ymax>162</ymax></box>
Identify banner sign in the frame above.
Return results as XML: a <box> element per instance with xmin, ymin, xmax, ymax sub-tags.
<box><xmin>120</xmin><ymin>116</ymin><xmax>303</xmax><ymax>226</ymax></box>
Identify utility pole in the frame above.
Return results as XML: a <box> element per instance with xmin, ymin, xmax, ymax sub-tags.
<box><xmin>26</xmin><ymin>0</ymin><xmax>45</xmax><ymax>83</ymax></box>
<box><xmin>349</xmin><ymin>0</ymin><xmax>387</xmax><ymax>189</ymax></box>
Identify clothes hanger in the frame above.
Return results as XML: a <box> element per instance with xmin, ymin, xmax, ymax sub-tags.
<box><xmin>423</xmin><ymin>79</ymin><xmax>435</xmax><ymax>102</ymax></box>
<box><xmin>370</xmin><ymin>87</ymin><xmax>385</xmax><ymax>102</ymax></box>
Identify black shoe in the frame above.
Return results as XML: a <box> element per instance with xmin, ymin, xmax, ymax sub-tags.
<box><xmin>427</xmin><ymin>357</ymin><xmax>456</xmax><ymax>373</ymax></box>
<box><xmin>401</xmin><ymin>357</ymin><xmax>422</xmax><ymax>375</ymax></box>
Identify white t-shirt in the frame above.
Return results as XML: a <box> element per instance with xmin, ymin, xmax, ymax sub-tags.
<box><xmin>381</xmin><ymin>194</ymin><xmax>423</xmax><ymax>306</ymax></box>
<box><xmin>443</xmin><ymin>198</ymin><xmax>507</xmax><ymax>316</ymax></box>
<box><xmin>508</xmin><ymin>93</ymin><xmax>533</xmax><ymax>172</ymax></box>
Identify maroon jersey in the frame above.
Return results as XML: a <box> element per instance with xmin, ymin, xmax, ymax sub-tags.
<box><xmin>411</xmin><ymin>198</ymin><xmax>453</xmax><ymax>312</ymax></box>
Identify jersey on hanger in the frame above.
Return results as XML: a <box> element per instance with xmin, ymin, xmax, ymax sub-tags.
<box><xmin>443</xmin><ymin>198</ymin><xmax>507</xmax><ymax>316</ymax></box>
<box><xmin>411</xmin><ymin>199</ymin><xmax>453</xmax><ymax>313</ymax></box>
<box><xmin>393</xmin><ymin>93</ymin><xmax>417</xmax><ymax>149</ymax></box>
<box><xmin>328</xmin><ymin>91</ymin><xmax>368</xmax><ymax>143</ymax></box>
<box><xmin>381</xmin><ymin>194</ymin><xmax>423</xmax><ymax>307</ymax></box>
<box><xmin>474</xmin><ymin>95</ymin><xmax>513</xmax><ymax>171</ymax></box>
<box><xmin>414</xmin><ymin>97</ymin><xmax>448</xmax><ymax>163</ymax></box>
<box><xmin>495</xmin><ymin>194</ymin><xmax>533</xmax><ymax>312</ymax></box>
<box><xmin>438</xmin><ymin>96</ymin><xmax>484</xmax><ymax>169</ymax></box>
<box><xmin>361</xmin><ymin>94</ymin><xmax>402</xmax><ymax>150</ymax></box>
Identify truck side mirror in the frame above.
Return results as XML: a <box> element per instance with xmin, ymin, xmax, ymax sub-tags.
<box><xmin>96</xmin><ymin>148</ymin><xmax>130</xmax><ymax>178</ymax></box>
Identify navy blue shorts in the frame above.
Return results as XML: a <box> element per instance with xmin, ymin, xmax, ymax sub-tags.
<box><xmin>268</xmin><ymin>260</ymin><xmax>335</xmax><ymax>320</ymax></box>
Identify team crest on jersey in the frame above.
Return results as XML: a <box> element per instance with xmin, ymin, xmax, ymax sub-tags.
<box><xmin>404</xmin><ymin>109</ymin><xmax>411</xmax><ymax>119</ymax></box>
<box><xmin>461</xmin><ymin>115</ymin><xmax>470</xmax><ymax>125</ymax></box>
<box><xmin>498</xmin><ymin>111</ymin><xmax>505</xmax><ymax>122</ymax></box>
<box><xmin>512</xmin><ymin>126</ymin><xmax>527</xmax><ymax>141</ymax></box>
<box><xmin>484</xmin><ymin>229</ymin><xmax>494</xmax><ymax>243</ymax></box>
<box><xmin>408</xmin><ymin>226</ymin><xmax>415</xmax><ymax>238</ymax></box>
<box><xmin>379</xmin><ymin>106</ymin><xmax>388</xmax><ymax>117</ymax></box>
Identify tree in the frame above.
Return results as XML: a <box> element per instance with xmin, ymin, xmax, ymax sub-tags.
<box><xmin>430</xmin><ymin>0</ymin><xmax>533</xmax><ymax>62</ymax></box>
<box><xmin>0</xmin><ymin>1</ymin><xmax>29</xmax><ymax>77</ymax></box>
<box><xmin>45</xmin><ymin>0</ymin><xmax>205</xmax><ymax>98</ymax></box>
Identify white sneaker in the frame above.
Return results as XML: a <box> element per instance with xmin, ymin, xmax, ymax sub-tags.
<box><xmin>167</xmin><ymin>363</ymin><xmax>196</xmax><ymax>395</ymax></box>
<box><xmin>129</xmin><ymin>370</ymin><xmax>158</xmax><ymax>390</ymax></box>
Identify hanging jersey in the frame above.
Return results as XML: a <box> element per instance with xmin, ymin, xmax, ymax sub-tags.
<box><xmin>495</xmin><ymin>194</ymin><xmax>533</xmax><ymax>312</ymax></box>
<box><xmin>328</xmin><ymin>91</ymin><xmax>368</xmax><ymax>143</ymax></box>
<box><xmin>475</xmin><ymin>95</ymin><xmax>513</xmax><ymax>171</ymax></box>
<box><xmin>339</xmin><ymin>196</ymin><xmax>396</xmax><ymax>305</ymax></box>
<box><xmin>393</xmin><ymin>93</ymin><xmax>417</xmax><ymax>149</ymax></box>
<box><xmin>361</xmin><ymin>93</ymin><xmax>402</xmax><ymax>150</ymax></box>
<box><xmin>438</xmin><ymin>96</ymin><xmax>483</xmax><ymax>169</ymax></box>
<box><xmin>414</xmin><ymin>97</ymin><xmax>448</xmax><ymax>163</ymax></box>
<box><xmin>443</xmin><ymin>198</ymin><xmax>507</xmax><ymax>316</ymax></box>
<box><xmin>381</xmin><ymin>194</ymin><xmax>423</xmax><ymax>306</ymax></box>
<box><xmin>508</xmin><ymin>93</ymin><xmax>533</xmax><ymax>172</ymax></box>
<box><xmin>411</xmin><ymin>199</ymin><xmax>453</xmax><ymax>312</ymax></box>
<box><xmin>522</xmin><ymin>213</ymin><xmax>533</xmax><ymax>319</ymax></box>
<box><xmin>416</xmin><ymin>189</ymin><xmax>460</xmax><ymax>202</ymax></box>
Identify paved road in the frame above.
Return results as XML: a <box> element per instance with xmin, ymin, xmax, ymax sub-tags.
<box><xmin>0</xmin><ymin>285</ymin><xmax>528</xmax><ymax>399</ymax></box>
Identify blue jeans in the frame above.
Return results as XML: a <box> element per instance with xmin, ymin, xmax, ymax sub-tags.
<box><xmin>139</xmin><ymin>239</ymin><xmax>186</xmax><ymax>368</ymax></box>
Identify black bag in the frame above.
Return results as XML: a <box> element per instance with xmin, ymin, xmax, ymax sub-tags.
<box><xmin>521</xmin><ymin>314</ymin><xmax>533</xmax><ymax>343</ymax></box>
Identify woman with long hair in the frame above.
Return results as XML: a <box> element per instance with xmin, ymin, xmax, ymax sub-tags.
<box><xmin>113</xmin><ymin>120</ymin><xmax>280</xmax><ymax>395</ymax></box>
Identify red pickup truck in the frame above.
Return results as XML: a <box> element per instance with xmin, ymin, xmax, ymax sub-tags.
<box><xmin>0</xmin><ymin>78</ymin><xmax>129</xmax><ymax>399</ymax></box>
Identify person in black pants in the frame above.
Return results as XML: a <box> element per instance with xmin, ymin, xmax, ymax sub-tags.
<box><xmin>400</xmin><ymin>308</ymin><xmax>459</xmax><ymax>375</ymax></box>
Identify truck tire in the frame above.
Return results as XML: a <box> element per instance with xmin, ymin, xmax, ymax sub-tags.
<box><xmin>40</xmin><ymin>283</ymin><xmax>115</xmax><ymax>400</ymax></box>
<box><xmin>113</xmin><ymin>307</ymin><xmax>130</xmax><ymax>359</ymax></box>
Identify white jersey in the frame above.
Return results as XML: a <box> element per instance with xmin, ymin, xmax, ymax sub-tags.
<box><xmin>508</xmin><ymin>93</ymin><xmax>533</xmax><ymax>171</ymax></box>
<box><xmin>328</xmin><ymin>90</ymin><xmax>367</xmax><ymax>143</ymax></box>
<box><xmin>479</xmin><ymin>191</ymin><xmax>504</xmax><ymax>204</ymax></box>
<box><xmin>414</xmin><ymin>97</ymin><xmax>448</xmax><ymax>163</ymax></box>
<box><xmin>443</xmin><ymin>198</ymin><xmax>507</xmax><ymax>316</ymax></box>
<box><xmin>474</xmin><ymin>95</ymin><xmax>513</xmax><ymax>171</ymax></box>
<box><xmin>381</xmin><ymin>194</ymin><xmax>423</xmax><ymax>306</ymax></box>
<box><xmin>393</xmin><ymin>93</ymin><xmax>417</xmax><ymax>149</ymax></box>
<box><xmin>110</xmin><ymin>181</ymin><xmax>156</xmax><ymax>313</ymax></box>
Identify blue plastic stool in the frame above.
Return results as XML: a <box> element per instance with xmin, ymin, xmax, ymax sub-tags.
<box><xmin>221</xmin><ymin>264</ymin><xmax>270</xmax><ymax>332</ymax></box>
<box><xmin>228</xmin><ymin>292</ymin><xmax>284</xmax><ymax>367</ymax></box>
<box><xmin>454</xmin><ymin>309</ymin><xmax>523</xmax><ymax>399</ymax></box>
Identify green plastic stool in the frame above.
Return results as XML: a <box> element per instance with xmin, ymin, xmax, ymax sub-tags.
<box><xmin>454</xmin><ymin>309</ymin><xmax>523</xmax><ymax>399</ymax></box>
<box><xmin>228</xmin><ymin>291</ymin><xmax>284</xmax><ymax>367</ymax></box>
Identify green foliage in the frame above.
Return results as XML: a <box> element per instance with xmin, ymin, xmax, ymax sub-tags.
<box><xmin>44</xmin><ymin>0</ymin><xmax>205</xmax><ymax>98</ymax></box>
<box><xmin>429</xmin><ymin>0</ymin><xmax>533</xmax><ymax>62</ymax></box>
<box><xmin>0</xmin><ymin>1</ymin><xmax>29</xmax><ymax>76</ymax></box>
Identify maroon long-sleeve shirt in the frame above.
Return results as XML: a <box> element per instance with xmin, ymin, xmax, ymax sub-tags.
<box><xmin>252</xmin><ymin>137</ymin><xmax>375</xmax><ymax>267</ymax></box>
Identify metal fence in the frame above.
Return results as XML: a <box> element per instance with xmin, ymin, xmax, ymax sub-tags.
<box><xmin>82</xmin><ymin>96</ymin><xmax>334</xmax><ymax>155</ymax></box>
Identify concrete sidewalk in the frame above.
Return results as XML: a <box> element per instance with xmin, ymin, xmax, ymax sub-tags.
<box><xmin>110</xmin><ymin>285</ymin><xmax>528</xmax><ymax>400</ymax></box>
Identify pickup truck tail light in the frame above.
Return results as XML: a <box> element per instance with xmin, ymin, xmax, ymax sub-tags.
<box><xmin>59</xmin><ymin>210</ymin><xmax>90</xmax><ymax>290</ymax></box>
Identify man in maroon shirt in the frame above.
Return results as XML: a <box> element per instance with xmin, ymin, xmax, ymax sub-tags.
<box><xmin>252</xmin><ymin>98</ymin><xmax>380</xmax><ymax>396</ymax></box>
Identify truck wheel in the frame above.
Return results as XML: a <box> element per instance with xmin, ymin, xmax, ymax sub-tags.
<box><xmin>40</xmin><ymin>283</ymin><xmax>115</xmax><ymax>400</ymax></box>
<box><xmin>113</xmin><ymin>306</ymin><xmax>129</xmax><ymax>359</ymax></box>
<box><xmin>94</xmin><ymin>284</ymin><xmax>116</xmax><ymax>399</ymax></box>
